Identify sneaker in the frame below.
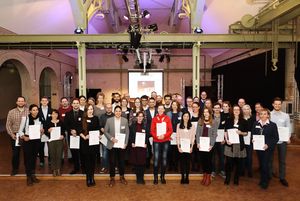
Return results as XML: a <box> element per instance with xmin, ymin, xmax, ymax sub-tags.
<box><xmin>100</xmin><ymin>168</ymin><xmax>107</xmax><ymax>174</ymax></box>
<box><xmin>211</xmin><ymin>172</ymin><xmax>216</xmax><ymax>178</ymax></box>
<box><xmin>219</xmin><ymin>171</ymin><xmax>226</xmax><ymax>179</ymax></box>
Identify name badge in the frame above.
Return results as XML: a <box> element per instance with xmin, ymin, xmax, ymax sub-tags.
<box><xmin>87</xmin><ymin>120</ymin><xmax>91</xmax><ymax>123</ymax></box>
<box><xmin>184</xmin><ymin>129</ymin><xmax>188</xmax><ymax>132</ymax></box>
<box><xmin>206</xmin><ymin>125</ymin><xmax>211</xmax><ymax>128</ymax></box>
<box><xmin>133</xmin><ymin>113</ymin><xmax>136</xmax><ymax>117</ymax></box>
<box><xmin>142</xmin><ymin>129</ymin><xmax>145</xmax><ymax>133</ymax></box>
<box><xmin>234</xmin><ymin>124</ymin><xmax>239</xmax><ymax>128</ymax></box>
<box><xmin>48</xmin><ymin>114</ymin><xmax>51</xmax><ymax>117</ymax></box>
<box><xmin>125</xmin><ymin>111</ymin><xmax>129</xmax><ymax>114</ymax></box>
<box><xmin>78</xmin><ymin>117</ymin><xmax>81</xmax><ymax>121</ymax></box>
<box><xmin>255</xmin><ymin>125</ymin><xmax>261</xmax><ymax>128</ymax></box>
<box><xmin>221</xmin><ymin>121</ymin><xmax>225</xmax><ymax>125</ymax></box>
<box><xmin>178</xmin><ymin>117</ymin><xmax>181</xmax><ymax>120</ymax></box>
<box><xmin>121</xmin><ymin>126</ymin><xmax>125</xmax><ymax>129</ymax></box>
<box><xmin>62</xmin><ymin>114</ymin><xmax>65</xmax><ymax>117</ymax></box>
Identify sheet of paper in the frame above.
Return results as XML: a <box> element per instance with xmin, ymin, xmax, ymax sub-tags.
<box><xmin>170</xmin><ymin>132</ymin><xmax>177</xmax><ymax>145</ymax></box>
<box><xmin>227</xmin><ymin>129</ymin><xmax>240</xmax><ymax>144</ymax></box>
<box><xmin>29</xmin><ymin>124</ymin><xmax>41</xmax><ymax>140</ymax></box>
<box><xmin>15</xmin><ymin>133</ymin><xmax>20</xmax><ymax>147</ymax></box>
<box><xmin>180</xmin><ymin>138</ymin><xmax>190</xmax><ymax>153</ymax></box>
<box><xmin>156</xmin><ymin>122</ymin><xmax>166</xmax><ymax>136</ymax></box>
<box><xmin>191</xmin><ymin>122</ymin><xmax>198</xmax><ymax>129</ymax></box>
<box><xmin>135</xmin><ymin>132</ymin><xmax>146</xmax><ymax>148</ymax></box>
<box><xmin>243</xmin><ymin>131</ymin><xmax>251</xmax><ymax>145</ymax></box>
<box><xmin>199</xmin><ymin>136</ymin><xmax>210</xmax><ymax>152</ymax></box>
<box><xmin>41</xmin><ymin>134</ymin><xmax>49</xmax><ymax>142</ymax></box>
<box><xmin>89</xmin><ymin>130</ymin><xmax>100</xmax><ymax>146</ymax></box>
<box><xmin>277</xmin><ymin>127</ymin><xmax>290</xmax><ymax>142</ymax></box>
<box><xmin>70</xmin><ymin>136</ymin><xmax>80</xmax><ymax>149</ymax></box>
<box><xmin>113</xmin><ymin>133</ymin><xmax>126</xmax><ymax>148</ymax></box>
<box><xmin>49</xmin><ymin>127</ymin><xmax>61</xmax><ymax>142</ymax></box>
<box><xmin>216</xmin><ymin>129</ymin><xmax>225</xmax><ymax>142</ymax></box>
<box><xmin>99</xmin><ymin>134</ymin><xmax>108</xmax><ymax>147</ymax></box>
<box><xmin>253</xmin><ymin>135</ymin><xmax>265</xmax><ymax>151</ymax></box>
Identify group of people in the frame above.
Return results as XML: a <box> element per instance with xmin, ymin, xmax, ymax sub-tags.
<box><xmin>5</xmin><ymin>91</ymin><xmax>291</xmax><ymax>190</ymax></box>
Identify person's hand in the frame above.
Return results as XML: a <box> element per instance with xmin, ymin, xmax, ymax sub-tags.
<box><xmin>263</xmin><ymin>144</ymin><xmax>268</xmax><ymax>150</ymax></box>
<box><xmin>236</xmin><ymin>130</ymin><xmax>243</xmax><ymax>135</ymax></box>
<box><xmin>23</xmin><ymin>136</ymin><xmax>30</xmax><ymax>141</ymax></box>
<box><xmin>197</xmin><ymin>144</ymin><xmax>200</xmax><ymax>149</ymax></box>
<box><xmin>122</xmin><ymin>145</ymin><xmax>127</xmax><ymax>149</ymax></box>
<box><xmin>190</xmin><ymin>147</ymin><xmax>193</xmax><ymax>153</ymax></box>
<box><xmin>60</xmin><ymin>135</ymin><xmax>64</xmax><ymax>140</ymax></box>
<box><xmin>40</xmin><ymin>128</ymin><xmax>44</xmax><ymax>134</ymax></box>
<box><xmin>85</xmin><ymin>135</ymin><xmax>89</xmax><ymax>140</ymax></box>
<box><xmin>221</xmin><ymin>140</ymin><xmax>225</xmax><ymax>145</ymax></box>
<box><xmin>48</xmin><ymin>128</ymin><xmax>52</xmax><ymax>133</ymax></box>
<box><xmin>11</xmin><ymin>133</ymin><xmax>17</xmax><ymax>140</ymax></box>
<box><xmin>157</xmin><ymin>134</ymin><xmax>164</xmax><ymax>140</ymax></box>
<box><xmin>208</xmin><ymin>145</ymin><xmax>213</xmax><ymax>151</ymax></box>
<box><xmin>287</xmin><ymin>139</ymin><xmax>291</xmax><ymax>144</ymax></box>
<box><xmin>178</xmin><ymin>148</ymin><xmax>183</xmax><ymax>153</ymax></box>
<box><xmin>112</xmin><ymin>137</ymin><xmax>118</xmax><ymax>144</ymax></box>
<box><xmin>132</xmin><ymin>143</ymin><xmax>136</xmax><ymax>148</ymax></box>
<box><xmin>226</xmin><ymin>140</ymin><xmax>232</xmax><ymax>145</ymax></box>
<box><xmin>144</xmin><ymin>144</ymin><xmax>147</xmax><ymax>148</ymax></box>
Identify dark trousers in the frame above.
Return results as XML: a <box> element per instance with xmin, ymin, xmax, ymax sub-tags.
<box><xmin>153</xmin><ymin>141</ymin><xmax>169</xmax><ymax>176</ymax></box>
<box><xmin>109</xmin><ymin>148</ymin><xmax>125</xmax><ymax>177</ymax></box>
<box><xmin>200</xmin><ymin>151</ymin><xmax>213</xmax><ymax>174</ymax></box>
<box><xmin>146</xmin><ymin>139</ymin><xmax>152</xmax><ymax>168</ymax></box>
<box><xmin>212</xmin><ymin>142</ymin><xmax>225</xmax><ymax>173</ymax></box>
<box><xmin>135</xmin><ymin>165</ymin><xmax>145</xmax><ymax>182</ymax></box>
<box><xmin>70</xmin><ymin>149</ymin><xmax>80</xmax><ymax>171</ymax></box>
<box><xmin>225</xmin><ymin>157</ymin><xmax>242</xmax><ymax>183</ymax></box>
<box><xmin>168</xmin><ymin>145</ymin><xmax>179</xmax><ymax>170</ymax></box>
<box><xmin>11</xmin><ymin>139</ymin><xmax>21</xmax><ymax>171</ymax></box>
<box><xmin>179</xmin><ymin>153</ymin><xmax>191</xmax><ymax>175</ymax></box>
<box><xmin>48</xmin><ymin>140</ymin><xmax>64</xmax><ymax>170</ymax></box>
<box><xmin>270</xmin><ymin>143</ymin><xmax>287</xmax><ymax>180</ymax></box>
<box><xmin>257</xmin><ymin>149</ymin><xmax>273</xmax><ymax>186</ymax></box>
<box><xmin>191</xmin><ymin>143</ymin><xmax>200</xmax><ymax>171</ymax></box>
<box><xmin>38</xmin><ymin>141</ymin><xmax>45</xmax><ymax>163</ymax></box>
<box><xmin>23</xmin><ymin>140</ymin><xmax>39</xmax><ymax>176</ymax></box>
<box><xmin>244</xmin><ymin>144</ymin><xmax>253</xmax><ymax>175</ymax></box>
<box><xmin>83</xmin><ymin>153</ymin><xmax>96</xmax><ymax>177</ymax></box>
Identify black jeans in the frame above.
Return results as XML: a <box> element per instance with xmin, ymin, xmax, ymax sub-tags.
<box><xmin>83</xmin><ymin>153</ymin><xmax>96</xmax><ymax>177</ymax></box>
<box><xmin>180</xmin><ymin>153</ymin><xmax>191</xmax><ymax>175</ymax></box>
<box><xmin>109</xmin><ymin>148</ymin><xmax>125</xmax><ymax>177</ymax></box>
<box><xmin>212</xmin><ymin>142</ymin><xmax>225</xmax><ymax>173</ymax></box>
<box><xmin>11</xmin><ymin>138</ymin><xmax>21</xmax><ymax>171</ymax></box>
<box><xmin>23</xmin><ymin>139</ymin><xmax>39</xmax><ymax>176</ymax></box>
<box><xmin>153</xmin><ymin>141</ymin><xmax>169</xmax><ymax>176</ymax></box>
<box><xmin>225</xmin><ymin>157</ymin><xmax>242</xmax><ymax>183</ymax></box>
<box><xmin>70</xmin><ymin>149</ymin><xmax>80</xmax><ymax>171</ymax></box>
<box><xmin>257</xmin><ymin>149</ymin><xmax>274</xmax><ymax>185</ymax></box>
<box><xmin>168</xmin><ymin>145</ymin><xmax>179</xmax><ymax>170</ymax></box>
<box><xmin>38</xmin><ymin>141</ymin><xmax>45</xmax><ymax>163</ymax></box>
<box><xmin>200</xmin><ymin>151</ymin><xmax>213</xmax><ymax>174</ymax></box>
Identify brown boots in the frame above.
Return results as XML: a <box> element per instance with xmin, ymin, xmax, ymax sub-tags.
<box><xmin>201</xmin><ymin>173</ymin><xmax>211</xmax><ymax>186</ymax></box>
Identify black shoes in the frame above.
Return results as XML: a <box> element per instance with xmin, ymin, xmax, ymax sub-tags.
<box><xmin>153</xmin><ymin>175</ymin><xmax>158</xmax><ymax>185</ymax></box>
<box><xmin>10</xmin><ymin>169</ymin><xmax>18</xmax><ymax>176</ymax></box>
<box><xmin>161</xmin><ymin>176</ymin><xmax>166</xmax><ymax>184</ymax></box>
<box><xmin>69</xmin><ymin>170</ymin><xmax>78</xmax><ymax>174</ymax></box>
<box><xmin>280</xmin><ymin>179</ymin><xmax>289</xmax><ymax>187</ymax></box>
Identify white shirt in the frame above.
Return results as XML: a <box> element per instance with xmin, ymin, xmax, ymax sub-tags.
<box><xmin>114</xmin><ymin>117</ymin><xmax>121</xmax><ymax>134</ymax></box>
<box><xmin>150</xmin><ymin>109</ymin><xmax>155</xmax><ymax>118</ymax></box>
<box><xmin>270</xmin><ymin>110</ymin><xmax>291</xmax><ymax>144</ymax></box>
<box><xmin>42</xmin><ymin>106</ymin><xmax>48</xmax><ymax>119</ymax></box>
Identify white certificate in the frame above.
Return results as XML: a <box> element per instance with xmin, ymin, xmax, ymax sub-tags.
<box><xmin>41</xmin><ymin>134</ymin><xmax>49</xmax><ymax>142</ymax></box>
<box><xmin>29</xmin><ymin>124</ymin><xmax>41</xmax><ymax>140</ymax></box>
<box><xmin>227</xmin><ymin>129</ymin><xmax>240</xmax><ymax>144</ymax></box>
<box><xmin>89</xmin><ymin>130</ymin><xmax>100</xmax><ymax>146</ymax></box>
<box><xmin>135</xmin><ymin>132</ymin><xmax>146</xmax><ymax>148</ymax></box>
<box><xmin>243</xmin><ymin>131</ymin><xmax>251</xmax><ymax>145</ymax></box>
<box><xmin>70</xmin><ymin>136</ymin><xmax>80</xmax><ymax>149</ymax></box>
<box><xmin>199</xmin><ymin>137</ymin><xmax>210</xmax><ymax>152</ymax></box>
<box><xmin>113</xmin><ymin>133</ymin><xmax>126</xmax><ymax>148</ymax></box>
<box><xmin>216</xmin><ymin>129</ymin><xmax>225</xmax><ymax>142</ymax></box>
<box><xmin>156</xmin><ymin>122</ymin><xmax>166</xmax><ymax>136</ymax></box>
<box><xmin>15</xmin><ymin>133</ymin><xmax>20</xmax><ymax>147</ymax></box>
<box><xmin>170</xmin><ymin>133</ymin><xmax>177</xmax><ymax>145</ymax></box>
<box><xmin>100</xmin><ymin>134</ymin><xmax>108</xmax><ymax>147</ymax></box>
<box><xmin>50</xmin><ymin>127</ymin><xmax>61</xmax><ymax>142</ymax></box>
<box><xmin>191</xmin><ymin>122</ymin><xmax>198</xmax><ymax>128</ymax></box>
<box><xmin>180</xmin><ymin>138</ymin><xmax>191</xmax><ymax>153</ymax></box>
<box><xmin>253</xmin><ymin>135</ymin><xmax>265</xmax><ymax>151</ymax></box>
<box><xmin>277</xmin><ymin>127</ymin><xmax>290</xmax><ymax>142</ymax></box>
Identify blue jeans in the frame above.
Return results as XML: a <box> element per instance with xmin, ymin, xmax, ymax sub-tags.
<box><xmin>153</xmin><ymin>141</ymin><xmax>169</xmax><ymax>176</ymax></box>
<box><xmin>101</xmin><ymin>144</ymin><xmax>109</xmax><ymax>169</ymax></box>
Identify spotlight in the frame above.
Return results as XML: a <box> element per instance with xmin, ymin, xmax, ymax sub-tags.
<box><xmin>122</xmin><ymin>55</ymin><xmax>129</xmax><ymax>62</ymax></box>
<box><xmin>130</xmin><ymin>31</ymin><xmax>142</xmax><ymax>49</ymax></box>
<box><xmin>147</xmin><ymin>24</ymin><xmax>158</xmax><ymax>32</ymax></box>
<box><xmin>155</xmin><ymin>49</ymin><xmax>162</xmax><ymax>54</ymax></box>
<box><xmin>142</xmin><ymin>10</ymin><xmax>151</xmax><ymax>19</ymax></box>
<box><xmin>95</xmin><ymin>12</ymin><xmax>105</xmax><ymax>19</ymax></box>
<box><xmin>166</xmin><ymin>55</ymin><xmax>170</xmax><ymax>63</ymax></box>
<box><xmin>74</xmin><ymin>27</ymin><xmax>84</xmax><ymax>34</ymax></box>
<box><xmin>159</xmin><ymin>55</ymin><xmax>165</xmax><ymax>62</ymax></box>
<box><xmin>123</xmin><ymin>15</ymin><xmax>129</xmax><ymax>20</ymax></box>
<box><xmin>194</xmin><ymin>27</ymin><xmax>203</xmax><ymax>34</ymax></box>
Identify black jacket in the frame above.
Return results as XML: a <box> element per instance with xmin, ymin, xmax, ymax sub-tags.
<box><xmin>64</xmin><ymin>109</ymin><xmax>84</xmax><ymax>136</ymax></box>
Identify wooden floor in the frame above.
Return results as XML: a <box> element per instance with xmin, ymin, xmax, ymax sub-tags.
<box><xmin>1</xmin><ymin>132</ymin><xmax>300</xmax><ymax>201</ymax></box>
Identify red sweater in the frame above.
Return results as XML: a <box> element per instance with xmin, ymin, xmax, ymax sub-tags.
<box><xmin>150</xmin><ymin>114</ymin><xmax>173</xmax><ymax>143</ymax></box>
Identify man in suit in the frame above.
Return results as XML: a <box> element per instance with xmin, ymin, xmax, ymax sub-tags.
<box><xmin>104</xmin><ymin>106</ymin><xmax>129</xmax><ymax>187</ymax></box>
<box><xmin>38</xmin><ymin>96</ymin><xmax>52</xmax><ymax>167</ymax></box>
<box><xmin>64</xmin><ymin>98</ymin><xmax>83</xmax><ymax>174</ymax></box>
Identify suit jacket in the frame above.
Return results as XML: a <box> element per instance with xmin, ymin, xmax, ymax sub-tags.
<box><xmin>104</xmin><ymin>117</ymin><xmax>129</xmax><ymax>150</ymax></box>
<box><xmin>39</xmin><ymin>107</ymin><xmax>52</xmax><ymax>130</ymax></box>
<box><xmin>64</xmin><ymin>109</ymin><xmax>84</xmax><ymax>137</ymax></box>
<box><xmin>145</xmin><ymin>108</ymin><xmax>157</xmax><ymax>137</ymax></box>
<box><xmin>196</xmin><ymin>120</ymin><xmax>217</xmax><ymax>147</ymax></box>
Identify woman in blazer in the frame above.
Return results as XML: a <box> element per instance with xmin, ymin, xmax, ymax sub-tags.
<box><xmin>129</xmin><ymin>111</ymin><xmax>147</xmax><ymax>184</ymax></box>
<box><xmin>46</xmin><ymin>109</ymin><xmax>65</xmax><ymax>177</ymax></box>
<box><xmin>104</xmin><ymin>106</ymin><xmax>130</xmax><ymax>187</ymax></box>
<box><xmin>196</xmin><ymin>108</ymin><xmax>217</xmax><ymax>186</ymax></box>
<box><xmin>252</xmin><ymin>108</ymin><xmax>279</xmax><ymax>189</ymax></box>
<box><xmin>224</xmin><ymin>105</ymin><xmax>248</xmax><ymax>185</ymax></box>
<box><xmin>79</xmin><ymin>104</ymin><xmax>100</xmax><ymax>187</ymax></box>
<box><xmin>176</xmin><ymin>111</ymin><xmax>195</xmax><ymax>184</ymax></box>
<box><xmin>18</xmin><ymin>104</ymin><xmax>43</xmax><ymax>186</ymax></box>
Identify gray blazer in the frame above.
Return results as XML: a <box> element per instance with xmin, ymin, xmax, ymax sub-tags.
<box><xmin>104</xmin><ymin>117</ymin><xmax>129</xmax><ymax>150</ymax></box>
<box><xmin>196</xmin><ymin>120</ymin><xmax>217</xmax><ymax>147</ymax></box>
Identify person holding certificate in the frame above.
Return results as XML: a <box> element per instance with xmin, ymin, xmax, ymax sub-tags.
<box><xmin>176</xmin><ymin>111</ymin><xmax>195</xmax><ymax>184</ymax></box>
<box><xmin>129</xmin><ymin>111</ymin><xmax>147</xmax><ymax>184</ymax></box>
<box><xmin>129</xmin><ymin>98</ymin><xmax>143</xmax><ymax>126</ymax></box>
<box><xmin>78</xmin><ymin>104</ymin><xmax>100</xmax><ymax>187</ymax></box>
<box><xmin>270</xmin><ymin>97</ymin><xmax>291</xmax><ymax>187</ymax></box>
<box><xmin>46</xmin><ymin>109</ymin><xmax>65</xmax><ymax>177</ymax></box>
<box><xmin>224</xmin><ymin>105</ymin><xmax>248</xmax><ymax>185</ymax></box>
<box><xmin>252</xmin><ymin>108</ymin><xmax>279</xmax><ymax>189</ymax></box>
<box><xmin>150</xmin><ymin>104</ymin><xmax>173</xmax><ymax>185</ymax></box>
<box><xmin>166</xmin><ymin>100</ymin><xmax>182</xmax><ymax>172</ymax></box>
<box><xmin>196</xmin><ymin>108</ymin><xmax>217</xmax><ymax>186</ymax></box>
<box><xmin>121</xmin><ymin>97</ymin><xmax>131</xmax><ymax>121</ymax></box>
<box><xmin>18</xmin><ymin>104</ymin><xmax>43</xmax><ymax>186</ymax></box>
<box><xmin>104</xmin><ymin>106</ymin><xmax>129</xmax><ymax>187</ymax></box>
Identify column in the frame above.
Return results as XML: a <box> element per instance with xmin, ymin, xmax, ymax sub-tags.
<box><xmin>192</xmin><ymin>42</ymin><xmax>201</xmax><ymax>97</ymax></box>
<box><xmin>77</xmin><ymin>42</ymin><xmax>87</xmax><ymax>97</ymax></box>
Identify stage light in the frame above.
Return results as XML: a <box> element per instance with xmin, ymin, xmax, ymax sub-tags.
<box><xmin>122</xmin><ymin>55</ymin><xmax>129</xmax><ymax>62</ymax></box>
<box><xmin>123</xmin><ymin>15</ymin><xmax>129</xmax><ymax>20</ymax></box>
<box><xmin>74</xmin><ymin>27</ymin><xmax>84</xmax><ymax>34</ymax></box>
<box><xmin>95</xmin><ymin>12</ymin><xmax>105</xmax><ymax>19</ymax></box>
<box><xmin>194</xmin><ymin>27</ymin><xmax>203</xmax><ymax>34</ymax></box>
<box><xmin>159</xmin><ymin>55</ymin><xmax>165</xmax><ymax>62</ymax></box>
<box><xmin>142</xmin><ymin>10</ymin><xmax>151</xmax><ymax>19</ymax></box>
<box><xmin>147</xmin><ymin>24</ymin><xmax>158</xmax><ymax>32</ymax></box>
